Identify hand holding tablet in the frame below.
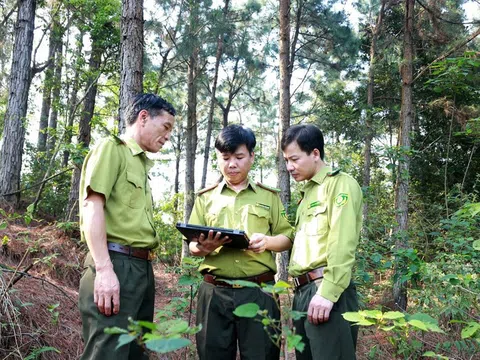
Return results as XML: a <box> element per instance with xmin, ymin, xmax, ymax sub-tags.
<box><xmin>176</xmin><ymin>223</ymin><xmax>250</xmax><ymax>249</ymax></box>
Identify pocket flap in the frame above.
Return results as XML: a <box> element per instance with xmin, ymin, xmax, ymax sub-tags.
<box><xmin>249</xmin><ymin>205</ymin><xmax>270</xmax><ymax>218</ymax></box>
<box><xmin>126</xmin><ymin>171</ymin><xmax>144</xmax><ymax>188</ymax></box>
<box><xmin>308</xmin><ymin>204</ymin><xmax>327</xmax><ymax>217</ymax></box>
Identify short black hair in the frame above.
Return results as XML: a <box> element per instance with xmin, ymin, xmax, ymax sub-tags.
<box><xmin>126</xmin><ymin>93</ymin><xmax>176</xmax><ymax>126</ymax></box>
<box><xmin>281</xmin><ymin>124</ymin><xmax>325</xmax><ymax>160</ymax></box>
<box><xmin>215</xmin><ymin>124</ymin><xmax>256</xmax><ymax>154</ymax></box>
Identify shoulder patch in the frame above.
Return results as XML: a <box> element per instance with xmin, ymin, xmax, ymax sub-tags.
<box><xmin>197</xmin><ymin>183</ymin><xmax>219</xmax><ymax>195</ymax></box>
<box><xmin>256</xmin><ymin>182</ymin><xmax>280</xmax><ymax>193</ymax></box>
<box><xmin>327</xmin><ymin>169</ymin><xmax>341</xmax><ymax>177</ymax></box>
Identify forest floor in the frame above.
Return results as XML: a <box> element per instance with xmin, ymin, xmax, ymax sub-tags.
<box><xmin>0</xmin><ymin>213</ymin><xmax>464</xmax><ymax>360</ymax></box>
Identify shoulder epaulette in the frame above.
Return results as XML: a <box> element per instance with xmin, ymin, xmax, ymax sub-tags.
<box><xmin>197</xmin><ymin>183</ymin><xmax>219</xmax><ymax>195</ymax></box>
<box><xmin>111</xmin><ymin>133</ymin><xmax>126</xmax><ymax>145</ymax></box>
<box><xmin>256</xmin><ymin>182</ymin><xmax>280</xmax><ymax>193</ymax></box>
<box><xmin>327</xmin><ymin>169</ymin><xmax>341</xmax><ymax>177</ymax></box>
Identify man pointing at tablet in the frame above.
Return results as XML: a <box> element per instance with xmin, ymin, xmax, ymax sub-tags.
<box><xmin>187</xmin><ymin>124</ymin><xmax>293</xmax><ymax>360</ymax></box>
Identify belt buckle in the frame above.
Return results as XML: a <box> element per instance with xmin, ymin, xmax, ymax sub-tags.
<box><xmin>232</xmin><ymin>283</ymin><xmax>243</xmax><ymax>289</ymax></box>
<box><xmin>293</xmin><ymin>277</ymin><xmax>300</xmax><ymax>288</ymax></box>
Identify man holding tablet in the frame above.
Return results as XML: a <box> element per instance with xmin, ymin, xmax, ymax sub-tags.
<box><xmin>187</xmin><ymin>124</ymin><xmax>293</xmax><ymax>360</ymax></box>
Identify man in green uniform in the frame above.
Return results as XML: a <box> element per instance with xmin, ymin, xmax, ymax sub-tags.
<box><xmin>281</xmin><ymin>124</ymin><xmax>362</xmax><ymax>360</ymax></box>
<box><xmin>78</xmin><ymin>94</ymin><xmax>176</xmax><ymax>360</ymax></box>
<box><xmin>186</xmin><ymin>124</ymin><xmax>294</xmax><ymax>360</ymax></box>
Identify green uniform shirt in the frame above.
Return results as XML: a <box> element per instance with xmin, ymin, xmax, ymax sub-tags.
<box><xmin>289</xmin><ymin>166</ymin><xmax>362</xmax><ymax>303</ymax></box>
<box><xmin>79</xmin><ymin>136</ymin><xmax>158</xmax><ymax>249</ymax></box>
<box><xmin>189</xmin><ymin>179</ymin><xmax>294</xmax><ymax>278</ymax></box>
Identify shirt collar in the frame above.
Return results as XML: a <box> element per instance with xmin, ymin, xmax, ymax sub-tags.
<box><xmin>301</xmin><ymin>165</ymin><xmax>331</xmax><ymax>194</ymax></box>
<box><xmin>122</xmin><ymin>136</ymin><xmax>154</xmax><ymax>171</ymax></box>
<box><xmin>217</xmin><ymin>177</ymin><xmax>257</xmax><ymax>194</ymax></box>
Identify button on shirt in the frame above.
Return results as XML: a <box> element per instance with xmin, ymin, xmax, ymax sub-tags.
<box><xmin>79</xmin><ymin>136</ymin><xmax>158</xmax><ymax>249</ymax></box>
<box><xmin>289</xmin><ymin>166</ymin><xmax>362</xmax><ymax>302</ymax></box>
<box><xmin>189</xmin><ymin>179</ymin><xmax>294</xmax><ymax>278</ymax></box>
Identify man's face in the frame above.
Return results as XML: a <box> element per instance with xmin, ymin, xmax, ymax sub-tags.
<box><xmin>138</xmin><ymin>110</ymin><xmax>175</xmax><ymax>153</ymax></box>
<box><xmin>217</xmin><ymin>144</ymin><xmax>254</xmax><ymax>185</ymax></box>
<box><xmin>283</xmin><ymin>140</ymin><xmax>320</xmax><ymax>182</ymax></box>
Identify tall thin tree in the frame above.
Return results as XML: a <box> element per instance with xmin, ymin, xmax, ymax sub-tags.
<box><xmin>201</xmin><ymin>0</ymin><xmax>229</xmax><ymax>189</ymax></box>
<box><xmin>393</xmin><ymin>0</ymin><xmax>415</xmax><ymax>311</ymax></box>
<box><xmin>0</xmin><ymin>0</ymin><xmax>36</xmax><ymax>206</ymax></box>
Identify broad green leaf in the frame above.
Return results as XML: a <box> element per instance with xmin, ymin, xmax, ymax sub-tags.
<box><xmin>408</xmin><ymin>319</ymin><xmax>428</xmax><ymax>331</ymax></box>
<box><xmin>178</xmin><ymin>275</ymin><xmax>197</xmax><ymax>286</ymax></box>
<box><xmin>383</xmin><ymin>311</ymin><xmax>405</xmax><ymax>320</ymax></box>
<box><xmin>290</xmin><ymin>311</ymin><xmax>307</xmax><ymax>320</ymax></box>
<box><xmin>273</xmin><ymin>280</ymin><xmax>291</xmax><ymax>289</ymax></box>
<box><xmin>342</xmin><ymin>312</ymin><xmax>363</xmax><ymax>323</ymax></box>
<box><xmin>115</xmin><ymin>334</ymin><xmax>136</xmax><ymax>350</ymax></box>
<box><xmin>26</xmin><ymin>203</ymin><xmax>34</xmax><ymax>214</ymax></box>
<box><xmin>104</xmin><ymin>327</ymin><xmax>129</xmax><ymax>335</ymax></box>
<box><xmin>380</xmin><ymin>326</ymin><xmax>395</xmax><ymax>331</ymax></box>
<box><xmin>473</xmin><ymin>240</ymin><xmax>480</xmax><ymax>251</ymax></box>
<box><xmin>362</xmin><ymin>310</ymin><xmax>382</xmax><ymax>319</ymax></box>
<box><xmin>221</xmin><ymin>279</ymin><xmax>260</xmax><ymax>288</ymax></box>
<box><xmin>146</xmin><ymin>338</ymin><xmax>191</xmax><ymax>353</ymax></box>
<box><xmin>165</xmin><ymin>320</ymin><xmax>189</xmax><ymax>334</ymax></box>
<box><xmin>0</xmin><ymin>222</ymin><xmax>7</xmax><ymax>230</ymax></box>
<box><xmin>136</xmin><ymin>321</ymin><xmax>157</xmax><ymax>331</ymax></box>
<box><xmin>233</xmin><ymin>303</ymin><xmax>260</xmax><ymax>318</ymax></box>
<box><xmin>357</xmin><ymin>319</ymin><xmax>376</xmax><ymax>326</ymax></box>
<box><xmin>461</xmin><ymin>322</ymin><xmax>480</xmax><ymax>339</ymax></box>
<box><xmin>286</xmin><ymin>334</ymin><xmax>304</xmax><ymax>352</ymax></box>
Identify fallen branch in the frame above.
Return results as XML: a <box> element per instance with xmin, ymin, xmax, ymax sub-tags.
<box><xmin>0</xmin><ymin>167</ymin><xmax>73</xmax><ymax>197</ymax></box>
<box><xmin>0</xmin><ymin>267</ymin><xmax>77</xmax><ymax>306</ymax></box>
<box><xmin>8</xmin><ymin>263</ymin><xmax>34</xmax><ymax>289</ymax></box>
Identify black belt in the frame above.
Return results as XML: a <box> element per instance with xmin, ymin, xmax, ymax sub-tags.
<box><xmin>293</xmin><ymin>267</ymin><xmax>325</xmax><ymax>289</ymax></box>
<box><xmin>203</xmin><ymin>272</ymin><xmax>275</xmax><ymax>288</ymax></box>
<box><xmin>107</xmin><ymin>242</ymin><xmax>152</xmax><ymax>260</ymax></box>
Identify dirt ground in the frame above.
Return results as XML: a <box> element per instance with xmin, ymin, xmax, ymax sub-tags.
<box><xmin>0</xmin><ymin>217</ymin><xmax>468</xmax><ymax>360</ymax></box>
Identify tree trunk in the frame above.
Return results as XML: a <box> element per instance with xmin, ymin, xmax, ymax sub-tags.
<box><xmin>363</xmin><ymin>0</ymin><xmax>386</xmax><ymax>236</ymax></box>
<box><xmin>47</xmin><ymin>39</ymin><xmax>63</xmax><ymax>153</ymax></box>
<box><xmin>37</xmin><ymin>27</ymin><xmax>56</xmax><ymax>153</ymax></box>
<box><xmin>118</xmin><ymin>0</ymin><xmax>144</xmax><ymax>134</ymax></box>
<box><xmin>276</xmin><ymin>0</ymin><xmax>292</xmax><ymax>281</ymax></box>
<box><xmin>64</xmin><ymin>40</ymin><xmax>101</xmax><ymax>221</ymax></box>
<box><xmin>0</xmin><ymin>0</ymin><xmax>36</xmax><ymax>207</ymax></box>
<box><xmin>201</xmin><ymin>0</ymin><xmax>229</xmax><ymax>189</ymax></box>
<box><xmin>393</xmin><ymin>0</ymin><xmax>415</xmax><ymax>311</ymax></box>
<box><xmin>183</xmin><ymin>1</ymin><xmax>199</xmax><ymax>259</ymax></box>
<box><xmin>62</xmin><ymin>31</ymin><xmax>84</xmax><ymax>167</ymax></box>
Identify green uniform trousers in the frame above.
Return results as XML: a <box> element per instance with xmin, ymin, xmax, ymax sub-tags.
<box><xmin>293</xmin><ymin>280</ymin><xmax>359</xmax><ymax>360</ymax></box>
<box><xmin>196</xmin><ymin>281</ymin><xmax>280</xmax><ymax>360</ymax></box>
<box><xmin>79</xmin><ymin>251</ymin><xmax>155</xmax><ymax>360</ymax></box>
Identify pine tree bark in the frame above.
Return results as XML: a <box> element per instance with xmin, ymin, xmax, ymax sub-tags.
<box><xmin>183</xmin><ymin>1</ymin><xmax>199</xmax><ymax>259</ymax></box>
<box><xmin>393</xmin><ymin>0</ymin><xmax>415</xmax><ymax>311</ymax></box>
<box><xmin>201</xmin><ymin>0</ymin><xmax>229</xmax><ymax>189</ymax></box>
<box><xmin>0</xmin><ymin>0</ymin><xmax>36</xmax><ymax>207</ymax></box>
<box><xmin>64</xmin><ymin>40</ymin><xmax>102</xmax><ymax>221</ymax></box>
<box><xmin>276</xmin><ymin>0</ymin><xmax>292</xmax><ymax>281</ymax></box>
<box><xmin>47</xmin><ymin>40</ymin><xmax>63</xmax><ymax>153</ymax></box>
<box><xmin>118</xmin><ymin>0</ymin><xmax>144</xmax><ymax>134</ymax></box>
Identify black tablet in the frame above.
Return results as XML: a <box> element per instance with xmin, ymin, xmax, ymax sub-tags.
<box><xmin>176</xmin><ymin>222</ymin><xmax>250</xmax><ymax>249</ymax></box>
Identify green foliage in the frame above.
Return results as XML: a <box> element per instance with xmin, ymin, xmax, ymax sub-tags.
<box><xmin>24</xmin><ymin>347</ymin><xmax>60</xmax><ymax>360</ymax></box>
<box><xmin>105</xmin><ymin>317</ymin><xmax>200</xmax><ymax>354</ymax></box>
<box><xmin>233</xmin><ymin>280</ymin><xmax>307</xmax><ymax>353</ymax></box>
<box><xmin>152</xmin><ymin>193</ymin><xmax>184</xmax><ymax>265</ymax></box>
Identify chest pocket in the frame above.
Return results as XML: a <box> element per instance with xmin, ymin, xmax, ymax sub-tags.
<box><xmin>205</xmin><ymin>204</ymin><xmax>228</xmax><ymax>227</ymax></box>
<box><xmin>123</xmin><ymin>170</ymin><xmax>146</xmax><ymax>209</ymax></box>
<box><xmin>305</xmin><ymin>204</ymin><xmax>328</xmax><ymax>236</ymax></box>
<box><xmin>245</xmin><ymin>205</ymin><xmax>270</xmax><ymax>235</ymax></box>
